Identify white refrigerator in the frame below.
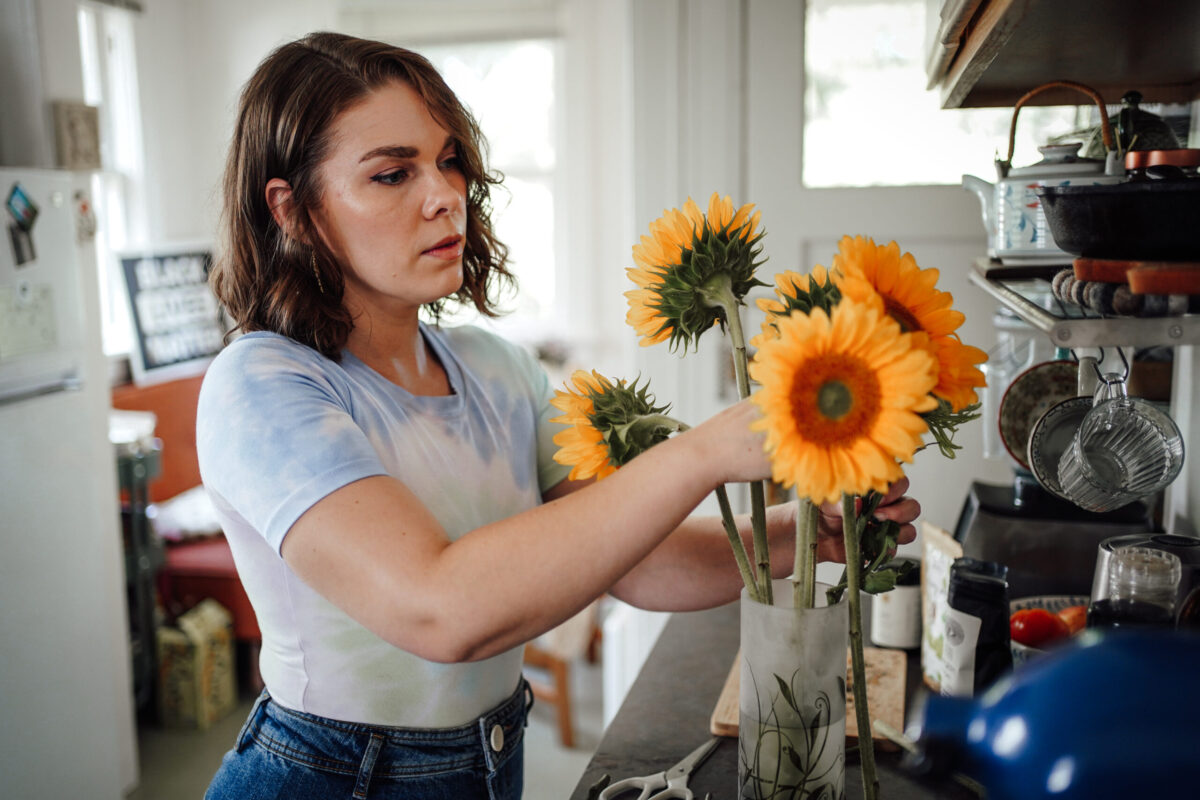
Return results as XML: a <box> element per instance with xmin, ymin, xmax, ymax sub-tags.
<box><xmin>0</xmin><ymin>167</ymin><xmax>138</xmax><ymax>798</ymax></box>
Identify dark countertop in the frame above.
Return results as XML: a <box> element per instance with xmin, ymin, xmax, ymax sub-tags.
<box><xmin>568</xmin><ymin>602</ymin><xmax>980</xmax><ymax>800</ymax></box>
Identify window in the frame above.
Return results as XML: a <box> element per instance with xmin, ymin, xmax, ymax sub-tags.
<box><xmin>415</xmin><ymin>39</ymin><xmax>561</xmax><ymax>336</ymax></box>
<box><xmin>803</xmin><ymin>0</ymin><xmax>1085</xmax><ymax>187</ymax></box>
<box><xmin>78</xmin><ymin>1</ymin><xmax>147</xmax><ymax>356</ymax></box>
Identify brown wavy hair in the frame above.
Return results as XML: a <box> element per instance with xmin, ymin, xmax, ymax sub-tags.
<box><xmin>212</xmin><ymin>32</ymin><xmax>513</xmax><ymax>359</ymax></box>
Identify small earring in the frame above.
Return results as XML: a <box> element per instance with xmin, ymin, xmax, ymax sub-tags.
<box><xmin>311</xmin><ymin>251</ymin><xmax>325</xmax><ymax>295</ymax></box>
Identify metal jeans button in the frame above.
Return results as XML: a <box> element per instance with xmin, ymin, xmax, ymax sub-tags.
<box><xmin>489</xmin><ymin>723</ymin><xmax>504</xmax><ymax>752</ymax></box>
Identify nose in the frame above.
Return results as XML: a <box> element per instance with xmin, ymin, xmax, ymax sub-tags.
<box><xmin>422</xmin><ymin>169</ymin><xmax>465</xmax><ymax>220</ymax></box>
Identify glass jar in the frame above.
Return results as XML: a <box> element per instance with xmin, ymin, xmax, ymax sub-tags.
<box><xmin>1086</xmin><ymin>546</ymin><xmax>1181</xmax><ymax>630</ymax></box>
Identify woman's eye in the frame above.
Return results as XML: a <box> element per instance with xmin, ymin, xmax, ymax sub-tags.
<box><xmin>372</xmin><ymin>168</ymin><xmax>409</xmax><ymax>186</ymax></box>
<box><xmin>438</xmin><ymin>155</ymin><xmax>461</xmax><ymax>172</ymax></box>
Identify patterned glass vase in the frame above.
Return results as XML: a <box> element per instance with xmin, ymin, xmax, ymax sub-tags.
<box><xmin>738</xmin><ymin>578</ymin><xmax>848</xmax><ymax>800</ymax></box>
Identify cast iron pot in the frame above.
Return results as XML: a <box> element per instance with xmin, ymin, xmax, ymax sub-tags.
<box><xmin>1035</xmin><ymin>180</ymin><xmax>1200</xmax><ymax>261</ymax></box>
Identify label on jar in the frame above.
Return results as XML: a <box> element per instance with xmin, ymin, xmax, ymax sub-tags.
<box><xmin>938</xmin><ymin>606</ymin><xmax>982</xmax><ymax>697</ymax></box>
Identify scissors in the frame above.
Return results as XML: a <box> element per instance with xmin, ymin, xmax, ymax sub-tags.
<box><xmin>598</xmin><ymin>737</ymin><xmax>719</xmax><ymax>799</ymax></box>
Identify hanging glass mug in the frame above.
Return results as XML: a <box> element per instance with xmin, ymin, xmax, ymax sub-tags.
<box><xmin>1057</xmin><ymin>372</ymin><xmax>1184</xmax><ymax>513</ymax></box>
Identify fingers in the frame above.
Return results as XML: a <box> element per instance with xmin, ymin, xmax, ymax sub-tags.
<box><xmin>816</xmin><ymin>534</ymin><xmax>846</xmax><ymax>564</ymax></box>
<box><xmin>879</xmin><ymin>477</ymin><xmax>910</xmax><ymax>505</ymax></box>
<box><xmin>874</xmin><ymin>496</ymin><xmax>921</xmax><ymax>525</ymax></box>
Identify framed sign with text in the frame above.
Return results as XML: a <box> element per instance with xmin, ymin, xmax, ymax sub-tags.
<box><xmin>119</xmin><ymin>243</ymin><xmax>225</xmax><ymax>385</ymax></box>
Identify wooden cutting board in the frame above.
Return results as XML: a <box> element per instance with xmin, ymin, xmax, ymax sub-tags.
<box><xmin>709</xmin><ymin>646</ymin><xmax>906</xmax><ymax>751</ymax></box>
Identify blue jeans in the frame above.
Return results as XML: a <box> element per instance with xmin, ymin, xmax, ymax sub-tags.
<box><xmin>205</xmin><ymin>679</ymin><xmax>532</xmax><ymax>800</ymax></box>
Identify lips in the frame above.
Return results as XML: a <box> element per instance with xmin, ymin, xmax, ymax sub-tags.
<box><xmin>422</xmin><ymin>234</ymin><xmax>464</xmax><ymax>259</ymax></box>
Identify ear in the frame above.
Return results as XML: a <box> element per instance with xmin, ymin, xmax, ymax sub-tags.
<box><xmin>265</xmin><ymin>178</ymin><xmax>303</xmax><ymax>241</ymax></box>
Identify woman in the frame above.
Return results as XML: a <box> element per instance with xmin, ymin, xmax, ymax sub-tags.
<box><xmin>199</xmin><ymin>32</ymin><xmax>919</xmax><ymax>799</ymax></box>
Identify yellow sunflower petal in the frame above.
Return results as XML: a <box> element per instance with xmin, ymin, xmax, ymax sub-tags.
<box><xmin>706</xmin><ymin>193</ymin><xmax>732</xmax><ymax>231</ymax></box>
<box><xmin>625</xmin><ymin>289</ymin><xmax>674</xmax><ymax>347</ymax></box>
<box><xmin>932</xmin><ymin>338</ymin><xmax>989</xmax><ymax>411</ymax></box>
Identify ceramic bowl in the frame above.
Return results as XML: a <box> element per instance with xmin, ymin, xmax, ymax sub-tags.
<box><xmin>998</xmin><ymin>360</ymin><xmax>1079</xmax><ymax>471</ymax></box>
<box><xmin>1009</xmin><ymin>594</ymin><xmax>1089</xmax><ymax>665</ymax></box>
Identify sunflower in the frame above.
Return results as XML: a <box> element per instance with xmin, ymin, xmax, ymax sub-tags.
<box><xmin>754</xmin><ymin>265</ymin><xmax>840</xmax><ymax>345</ymax></box>
<box><xmin>626</xmin><ymin>193</ymin><xmax>767</xmax><ymax>350</ymax></box>
<box><xmin>749</xmin><ymin>299</ymin><xmax>938</xmax><ymax>505</ymax></box>
<box><xmin>550</xmin><ymin>370</ymin><xmax>678</xmax><ymax>481</ymax></box>
<box><xmin>828</xmin><ymin>235</ymin><xmax>987</xmax><ymax>412</ymax></box>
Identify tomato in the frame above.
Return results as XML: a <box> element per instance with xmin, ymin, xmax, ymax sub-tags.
<box><xmin>1056</xmin><ymin>604</ymin><xmax>1088</xmax><ymax>635</ymax></box>
<box><xmin>1010</xmin><ymin>608</ymin><xmax>1070</xmax><ymax>648</ymax></box>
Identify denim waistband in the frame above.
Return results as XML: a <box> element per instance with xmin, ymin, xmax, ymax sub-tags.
<box><xmin>235</xmin><ymin>678</ymin><xmax>533</xmax><ymax>787</ymax></box>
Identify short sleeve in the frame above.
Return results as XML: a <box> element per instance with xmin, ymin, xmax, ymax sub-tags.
<box><xmin>196</xmin><ymin>334</ymin><xmax>388</xmax><ymax>552</ymax></box>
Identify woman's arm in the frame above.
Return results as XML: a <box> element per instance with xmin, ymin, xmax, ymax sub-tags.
<box><xmin>592</xmin><ymin>477</ymin><xmax>921</xmax><ymax>611</ymax></box>
<box><xmin>280</xmin><ymin>399</ymin><xmax>769</xmax><ymax>664</ymax></box>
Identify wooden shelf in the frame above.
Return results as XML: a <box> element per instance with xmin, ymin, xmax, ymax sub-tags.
<box><xmin>929</xmin><ymin>0</ymin><xmax>1200</xmax><ymax>109</ymax></box>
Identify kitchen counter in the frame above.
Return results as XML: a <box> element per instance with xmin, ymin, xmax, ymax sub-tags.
<box><xmin>568</xmin><ymin>602</ymin><xmax>979</xmax><ymax>800</ymax></box>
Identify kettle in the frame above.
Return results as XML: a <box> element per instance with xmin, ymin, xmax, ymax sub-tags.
<box><xmin>962</xmin><ymin>81</ymin><xmax>1123</xmax><ymax>264</ymax></box>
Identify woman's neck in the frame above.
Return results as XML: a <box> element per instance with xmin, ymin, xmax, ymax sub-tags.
<box><xmin>345</xmin><ymin>312</ymin><xmax>452</xmax><ymax>397</ymax></box>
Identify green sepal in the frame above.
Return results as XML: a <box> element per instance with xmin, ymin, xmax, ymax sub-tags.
<box><xmin>762</xmin><ymin>271</ymin><xmax>842</xmax><ymax>339</ymax></box>
<box><xmin>585</xmin><ymin>376</ymin><xmax>678</xmax><ymax>468</ymax></box>
<box><xmin>642</xmin><ymin>216</ymin><xmax>769</xmax><ymax>352</ymax></box>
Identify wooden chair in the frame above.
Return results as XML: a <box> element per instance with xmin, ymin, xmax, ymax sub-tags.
<box><xmin>522</xmin><ymin>604</ymin><xmax>602</xmax><ymax>749</ymax></box>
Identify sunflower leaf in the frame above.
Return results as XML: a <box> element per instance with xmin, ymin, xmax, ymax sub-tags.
<box><xmin>826</xmin><ymin>503</ymin><xmax>911</xmax><ymax>603</ymax></box>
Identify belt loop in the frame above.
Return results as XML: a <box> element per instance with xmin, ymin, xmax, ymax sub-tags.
<box><xmin>523</xmin><ymin>677</ymin><xmax>534</xmax><ymax>726</ymax></box>
<box><xmin>478</xmin><ymin>714</ymin><xmax>498</xmax><ymax>772</ymax></box>
<box><xmin>352</xmin><ymin>733</ymin><xmax>385</xmax><ymax>800</ymax></box>
<box><xmin>235</xmin><ymin>690</ymin><xmax>270</xmax><ymax>753</ymax></box>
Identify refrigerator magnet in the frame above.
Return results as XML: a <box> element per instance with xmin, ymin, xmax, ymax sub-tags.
<box><xmin>6</xmin><ymin>182</ymin><xmax>39</xmax><ymax>233</ymax></box>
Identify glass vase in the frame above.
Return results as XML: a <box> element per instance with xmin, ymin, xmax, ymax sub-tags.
<box><xmin>739</xmin><ymin>578</ymin><xmax>848</xmax><ymax>800</ymax></box>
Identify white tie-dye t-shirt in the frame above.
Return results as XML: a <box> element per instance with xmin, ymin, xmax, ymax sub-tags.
<box><xmin>196</xmin><ymin>323</ymin><xmax>571</xmax><ymax>727</ymax></box>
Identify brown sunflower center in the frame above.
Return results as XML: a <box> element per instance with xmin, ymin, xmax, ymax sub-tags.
<box><xmin>882</xmin><ymin>295</ymin><xmax>922</xmax><ymax>334</ymax></box>
<box><xmin>817</xmin><ymin>381</ymin><xmax>853</xmax><ymax>419</ymax></box>
<box><xmin>789</xmin><ymin>354</ymin><xmax>882</xmax><ymax>446</ymax></box>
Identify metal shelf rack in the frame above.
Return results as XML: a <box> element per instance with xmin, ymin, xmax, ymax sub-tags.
<box><xmin>968</xmin><ymin>260</ymin><xmax>1200</xmax><ymax>349</ymax></box>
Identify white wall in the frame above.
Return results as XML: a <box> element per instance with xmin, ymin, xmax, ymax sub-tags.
<box><xmin>135</xmin><ymin>0</ymin><xmax>339</xmax><ymax>244</ymax></box>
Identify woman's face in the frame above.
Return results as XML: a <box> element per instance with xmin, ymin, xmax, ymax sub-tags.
<box><xmin>312</xmin><ymin>80</ymin><xmax>468</xmax><ymax>319</ymax></box>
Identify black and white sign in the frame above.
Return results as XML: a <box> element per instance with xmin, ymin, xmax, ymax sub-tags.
<box><xmin>120</xmin><ymin>245</ymin><xmax>224</xmax><ymax>384</ymax></box>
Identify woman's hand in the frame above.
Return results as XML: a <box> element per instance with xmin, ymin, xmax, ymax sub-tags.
<box><xmin>811</xmin><ymin>477</ymin><xmax>921</xmax><ymax>564</ymax></box>
<box><xmin>683</xmin><ymin>398</ymin><xmax>772</xmax><ymax>487</ymax></box>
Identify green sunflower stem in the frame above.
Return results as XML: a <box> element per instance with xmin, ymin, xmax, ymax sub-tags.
<box><xmin>806</xmin><ymin>500</ymin><xmax>819</xmax><ymax>601</ymax></box>
<box><xmin>793</xmin><ymin>497</ymin><xmax>818</xmax><ymax>610</ymax></box>
<box><xmin>712</xmin><ymin>277</ymin><xmax>772</xmax><ymax>606</ymax></box>
<box><xmin>716</xmin><ymin>485</ymin><xmax>761</xmax><ymax>604</ymax></box>
<box><xmin>844</xmin><ymin>493</ymin><xmax>878</xmax><ymax>800</ymax></box>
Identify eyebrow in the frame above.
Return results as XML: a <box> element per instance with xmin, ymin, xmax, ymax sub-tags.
<box><xmin>358</xmin><ymin>136</ymin><xmax>456</xmax><ymax>164</ymax></box>
<box><xmin>359</xmin><ymin>145</ymin><xmax>416</xmax><ymax>163</ymax></box>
